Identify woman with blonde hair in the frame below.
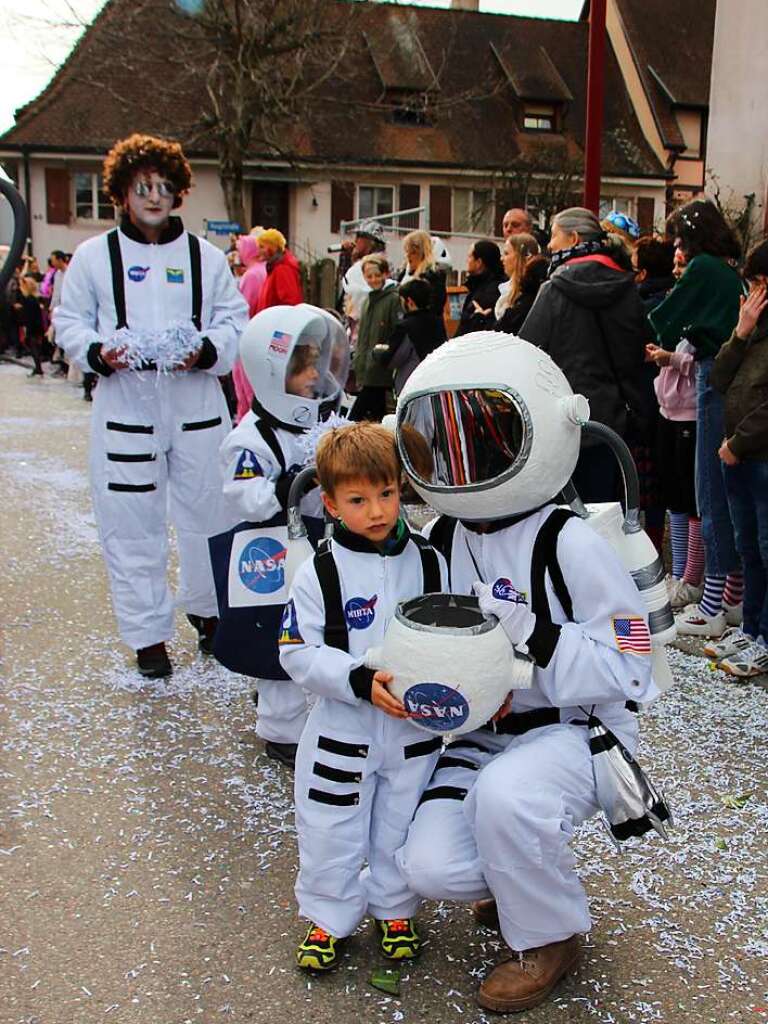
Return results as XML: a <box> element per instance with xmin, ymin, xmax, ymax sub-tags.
<box><xmin>398</xmin><ymin>229</ymin><xmax>447</xmax><ymax>319</ymax></box>
<box><xmin>493</xmin><ymin>232</ymin><xmax>545</xmax><ymax>334</ymax></box>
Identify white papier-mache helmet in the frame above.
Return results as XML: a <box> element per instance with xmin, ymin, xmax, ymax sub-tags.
<box><xmin>240</xmin><ymin>304</ymin><xmax>350</xmax><ymax>427</ymax></box>
<box><xmin>396</xmin><ymin>332</ymin><xmax>590</xmax><ymax>519</ymax></box>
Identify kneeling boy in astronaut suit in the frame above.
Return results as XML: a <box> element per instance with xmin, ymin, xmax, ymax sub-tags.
<box><xmin>394</xmin><ymin>333</ymin><xmax>660</xmax><ymax>1014</ymax></box>
<box><xmin>279</xmin><ymin>423</ymin><xmax>448</xmax><ymax>970</ymax></box>
<box><xmin>218</xmin><ymin>305</ymin><xmax>349</xmax><ymax>768</ymax></box>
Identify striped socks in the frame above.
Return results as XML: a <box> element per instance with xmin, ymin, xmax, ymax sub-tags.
<box><xmin>723</xmin><ymin>572</ymin><xmax>744</xmax><ymax>609</ymax></box>
<box><xmin>668</xmin><ymin>513</ymin><xmax>689</xmax><ymax>579</ymax></box>
<box><xmin>699</xmin><ymin>575</ymin><xmax>726</xmax><ymax>618</ymax></box>
<box><xmin>682</xmin><ymin>517</ymin><xmax>704</xmax><ymax>586</ymax></box>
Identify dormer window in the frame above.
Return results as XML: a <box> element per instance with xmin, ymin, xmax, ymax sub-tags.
<box><xmin>389</xmin><ymin>89</ymin><xmax>431</xmax><ymax>127</ymax></box>
<box><xmin>523</xmin><ymin>103</ymin><xmax>557</xmax><ymax>132</ymax></box>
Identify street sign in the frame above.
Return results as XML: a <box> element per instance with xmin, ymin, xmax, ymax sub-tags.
<box><xmin>206</xmin><ymin>220</ymin><xmax>241</xmax><ymax>234</ymax></box>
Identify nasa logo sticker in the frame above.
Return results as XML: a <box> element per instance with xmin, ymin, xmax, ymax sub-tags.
<box><xmin>237</xmin><ymin>536</ymin><xmax>286</xmax><ymax>594</ymax></box>
<box><xmin>127</xmin><ymin>265</ymin><xmax>150</xmax><ymax>282</ymax></box>
<box><xmin>403</xmin><ymin>682</ymin><xmax>470</xmax><ymax>732</ymax></box>
<box><xmin>491</xmin><ymin>577</ymin><xmax>528</xmax><ymax>604</ymax></box>
<box><xmin>344</xmin><ymin>595</ymin><xmax>378</xmax><ymax>630</ymax></box>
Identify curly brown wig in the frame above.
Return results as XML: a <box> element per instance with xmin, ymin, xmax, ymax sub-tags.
<box><xmin>102</xmin><ymin>134</ymin><xmax>192</xmax><ymax>209</ymax></box>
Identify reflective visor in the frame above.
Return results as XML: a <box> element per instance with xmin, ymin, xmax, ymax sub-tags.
<box><xmin>283</xmin><ymin>319</ymin><xmax>349</xmax><ymax>403</ymax></box>
<box><xmin>398</xmin><ymin>387</ymin><xmax>530</xmax><ymax>489</ymax></box>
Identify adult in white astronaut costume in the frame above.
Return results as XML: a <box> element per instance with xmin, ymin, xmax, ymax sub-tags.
<box><xmin>217</xmin><ymin>304</ymin><xmax>349</xmax><ymax>763</ymax></box>
<box><xmin>394</xmin><ymin>332</ymin><xmax>659</xmax><ymax>1014</ymax></box>
<box><xmin>54</xmin><ymin>134</ymin><xmax>248</xmax><ymax>677</ymax></box>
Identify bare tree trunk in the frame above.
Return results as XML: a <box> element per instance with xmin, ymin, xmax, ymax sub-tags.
<box><xmin>218</xmin><ymin>148</ymin><xmax>247</xmax><ymax>229</ymax></box>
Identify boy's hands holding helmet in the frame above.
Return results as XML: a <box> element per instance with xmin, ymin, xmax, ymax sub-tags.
<box><xmin>371</xmin><ymin>670</ymin><xmax>409</xmax><ymax>719</ymax></box>
<box><xmin>473</xmin><ymin>581</ymin><xmax>536</xmax><ymax>649</ymax></box>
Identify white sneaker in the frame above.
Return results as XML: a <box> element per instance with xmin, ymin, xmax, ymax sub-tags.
<box><xmin>719</xmin><ymin>638</ymin><xmax>768</xmax><ymax>678</ymax></box>
<box><xmin>665</xmin><ymin>574</ymin><xmax>681</xmax><ymax>599</ymax></box>
<box><xmin>669</xmin><ymin>579</ymin><xmax>704</xmax><ymax>611</ymax></box>
<box><xmin>723</xmin><ymin>601</ymin><xmax>743</xmax><ymax>627</ymax></box>
<box><xmin>675</xmin><ymin>604</ymin><xmax>727</xmax><ymax>638</ymax></box>
<box><xmin>703</xmin><ymin>627</ymin><xmax>753</xmax><ymax>660</ymax></box>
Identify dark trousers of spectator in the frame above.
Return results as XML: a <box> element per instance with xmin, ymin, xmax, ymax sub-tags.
<box><xmin>572</xmin><ymin>443</ymin><xmax>620</xmax><ymax>505</ymax></box>
<box><xmin>349</xmin><ymin>386</ymin><xmax>388</xmax><ymax>423</ymax></box>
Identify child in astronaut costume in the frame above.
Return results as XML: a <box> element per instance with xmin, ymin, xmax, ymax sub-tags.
<box><xmin>393</xmin><ymin>333</ymin><xmax>660</xmax><ymax>1014</ymax></box>
<box><xmin>218</xmin><ymin>304</ymin><xmax>349</xmax><ymax>767</ymax></box>
<box><xmin>53</xmin><ymin>134</ymin><xmax>248</xmax><ymax>678</ymax></box>
<box><xmin>279</xmin><ymin>423</ymin><xmax>448</xmax><ymax>970</ymax></box>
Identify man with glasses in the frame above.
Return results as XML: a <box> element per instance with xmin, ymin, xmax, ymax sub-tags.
<box><xmin>55</xmin><ymin>133</ymin><xmax>248</xmax><ymax>678</ymax></box>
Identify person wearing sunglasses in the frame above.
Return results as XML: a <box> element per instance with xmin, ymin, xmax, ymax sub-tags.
<box><xmin>54</xmin><ymin>133</ymin><xmax>248</xmax><ymax>679</ymax></box>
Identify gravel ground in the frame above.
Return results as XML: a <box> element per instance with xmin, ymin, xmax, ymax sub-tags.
<box><xmin>1</xmin><ymin>362</ymin><xmax>767</xmax><ymax>1024</ymax></box>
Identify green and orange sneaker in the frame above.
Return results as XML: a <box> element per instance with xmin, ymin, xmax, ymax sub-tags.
<box><xmin>296</xmin><ymin>924</ymin><xmax>341</xmax><ymax>971</ymax></box>
<box><xmin>375</xmin><ymin>918</ymin><xmax>421</xmax><ymax>959</ymax></box>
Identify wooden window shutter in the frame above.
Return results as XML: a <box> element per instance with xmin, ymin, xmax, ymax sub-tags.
<box><xmin>45</xmin><ymin>167</ymin><xmax>71</xmax><ymax>225</ymax></box>
<box><xmin>398</xmin><ymin>183</ymin><xmax>420</xmax><ymax>230</ymax></box>
<box><xmin>429</xmin><ymin>185</ymin><xmax>451</xmax><ymax>233</ymax></box>
<box><xmin>330</xmin><ymin>181</ymin><xmax>355</xmax><ymax>233</ymax></box>
<box><xmin>636</xmin><ymin>197</ymin><xmax>655</xmax><ymax>235</ymax></box>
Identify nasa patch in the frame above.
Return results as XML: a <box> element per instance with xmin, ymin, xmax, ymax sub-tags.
<box><xmin>127</xmin><ymin>265</ymin><xmax>150</xmax><ymax>282</ymax></box>
<box><xmin>344</xmin><ymin>594</ymin><xmax>378</xmax><ymax>630</ymax></box>
<box><xmin>491</xmin><ymin>578</ymin><xmax>528</xmax><ymax>604</ymax></box>
<box><xmin>233</xmin><ymin>449</ymin><xmax>262</xmax><ymax>481</ymax></box>
<box><xmin>237</xmin><ymin>536</ymin><xmax>286</xmax><ymax>594</ymax></box>
<box><xmin>278</xmin><ymin>599</ymin><xmax>303</xmax><ymax>646</ymax></box>
<box><xmin>403</xmin><ymin>682</ymin><xmax>470</xmax><ymax>733</ymax></box>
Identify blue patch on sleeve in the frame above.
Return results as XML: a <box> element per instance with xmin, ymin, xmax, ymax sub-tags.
<box><xmin>233</xmin><ymin>449</ymin><xmax>263</xmax><ymax>481</ymax></box>
<box><xmin>279</xmin><ymin>599</ymin><xmax>303</xmax><ymax>645</ymax></box>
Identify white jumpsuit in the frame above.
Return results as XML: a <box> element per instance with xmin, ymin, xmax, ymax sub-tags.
<box><xmin>396</xmin><ymin>505</ymin><xmax>659</xmax><ymax>952</ymax></box>
<box><xmin>279</xmin><ymin>526</ymin><xmax>447</xmax><ymax>938</ymax></box>
<box><xmin>54</xmin><ymin>219</ymin><xmax>248</xmax><ymax>650</ymax></box>
<box><xmin>219</xmin><ymin>412</ymin><xmax>322</xmax><ymax>744</ymax></box>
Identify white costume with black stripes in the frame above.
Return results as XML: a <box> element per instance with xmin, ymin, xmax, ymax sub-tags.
<box><xmin>218</xmin><ymin>410</ymin><xmax>322</xmax><ymax>743</ymax></box>
<box><xmin>396</xmin><ymin>506</ymin><xmax>659</xmax><ymax>951</ymax></box>
<box><xmin>54</xmin><ymin>217</ymin><xmax>248</xmax><ymax>649</ymax></box>
<box><xmin>279</xmin><ymin>524</ymin><xmax>447</xmax><ymax>938</ymax></box>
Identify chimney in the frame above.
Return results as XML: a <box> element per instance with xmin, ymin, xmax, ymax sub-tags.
<box><xmin>451</xmin><ymin>0</ymin><xmax>480</xmax><ymax>10</ymax></box>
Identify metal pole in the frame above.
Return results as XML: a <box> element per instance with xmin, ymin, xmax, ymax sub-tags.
<box><xmin>583</xmin><ymin>0</ymin><xmax>607</xmax><ymax>214</ymax></box>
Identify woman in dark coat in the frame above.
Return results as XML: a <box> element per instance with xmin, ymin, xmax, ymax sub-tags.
<box><xmin>455</xmin><ymin>239</ymin><xmax>506</xmax><ymax>337</ymax></box>
<box><xmin>520</xmin><ymin>206</ymin><xmax>655</xmax><ymax>502</ymax></box>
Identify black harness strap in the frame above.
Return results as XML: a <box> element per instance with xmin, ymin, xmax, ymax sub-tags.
<box><xmin>188</xmin><ymin>233</ymin><xmax>203</xmax><ymax>331</ymax></box>
<box><xmin>107</xmin><ymin>229</ymin><xmax>128</xmax><ymax>330</ymax></box>
<box><xmin>314</xmin><ymin>539</ymin><xmax>349</xmax><ymax>653</ymax></box>
<box><xmin>411</xmin><ymin>534</ymin><xmax>441</xmax><ymax>594</ymax></box>
<box><xmin>530</xmin><ymin>509</ymin><xmax>577</xmax><ymax>623</ymax></box>
<box><xmin>427</xmin><ymin>514</ymin><xmax>458</xmax><ymax>590</ymax></box>
<box><xmin>255</xmin><ymin>420</ymin><xmax>286</xmax><ymax>474</ymax></box>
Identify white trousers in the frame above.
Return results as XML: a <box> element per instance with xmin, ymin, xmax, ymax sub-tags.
<box><xmin>89</xmin><ymin>371</ymin><xmax>233</xmax><ymax>650</ymax></box>
<box><xmin>294</xmin><ymin>698</ymin><xmax>441</xmax><ymax>938</ymax></box>
<box><xmin>255</xmin><ymin>679</ymin><xmax>308</xmax><ymax>744</ymax></box>
<box><xmin>397</xmin><ymin>722</ymin><xmax>634</xmax><ymax>951</ymax></box>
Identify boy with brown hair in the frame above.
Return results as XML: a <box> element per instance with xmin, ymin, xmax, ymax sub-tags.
<box><xmin>279</xmin><ymin>421</ymin><xmax>446</xmax><ymax>970</ymax></box>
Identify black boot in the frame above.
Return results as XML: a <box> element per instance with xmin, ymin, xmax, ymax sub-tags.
<box><xmin>187</xmin><ymin>614</ymin><xmax>218</xmax><ymax>654</ymax></box>
<box><xmin>136</xmin><ymin>642</ymin><xmax>173</xmax><ymax>678</ymax></box>
<box><xmin>264</xmin><ymin>742</ymin><xmax>298</xmax><ymax>770</ymax></box>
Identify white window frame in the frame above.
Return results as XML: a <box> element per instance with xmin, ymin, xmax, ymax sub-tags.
<box><xmin>522</xmin><ymin>103</ymin><xmax>556</xmax><ymax>133</ymax></box>
<box><xmin>357</xmin><ymin>185</ymin><xmax>394</xmax><ymax>222</ymax></box>
<box><xmin>599</xmin><ymin>196</ymin><xmax>634</xmax><ymax>221</ymax></box>
<box><xmin>452</xmin><ymin>187</ymin><xmax>494</xmax><ymax>235</ymax></box>
<box><xmin>73</xmin><ymin>170</ymin><xmax>115</xmax><ymax>223</ymax></box>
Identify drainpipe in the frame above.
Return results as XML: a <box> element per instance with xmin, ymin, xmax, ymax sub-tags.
<box><xmin>22</xmin><ymin>145</ymin><xmax>32</xmax><ymax>255</ymax></box>
<box><xmin>583</xmin><ymin>0</ymin><xmax>607</xmax><ymax>214</ymax></box>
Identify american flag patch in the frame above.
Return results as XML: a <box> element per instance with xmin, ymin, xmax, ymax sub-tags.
<box><xmin>612</xmin><ymin>615</ymin><xmax>651</xmax><ymax>655</ymax></box>
<box><xmin>268</xmin><ymin>330</ymin><xmax>292</xmax><ymax>356</ymax></box>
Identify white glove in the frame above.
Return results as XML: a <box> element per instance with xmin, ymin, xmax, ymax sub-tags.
<box><xmin>473</xmin><ymin>580</ymin><xmax>537</xmax><ymax>650</ymax></box>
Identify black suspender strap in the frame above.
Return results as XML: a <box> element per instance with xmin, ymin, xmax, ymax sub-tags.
<box><xmin>107</xmin><ymin>229</ymin><xmax>128</xmax><ymax>330</ymax></box>
<box><xmin>255</xmin><ymin>420</ymin><xmax>287</xmax><ymax>474</ymax></box>
<box><xmin>427</xmin><ymin>514</ymin><xmax>457</xmax><ymax>590</ymax></box>
<box><xmin>188</xmin><ymin>233</ymin><xmax>203</xmax><ymax>331</ymax></box>
<box><xmin>314</xmin><ymin>539</ymin><xmax>349</xmax><ymax>653</ymax></box>
<box><xmin>527</xmin><ymin>508</ymin><xmax>577</xmax><ymax>668</ymax></box>
<box><xmin>411</xmin><ymin>534</ymin><xmax>441</xmax><ymax>594</ymax></box>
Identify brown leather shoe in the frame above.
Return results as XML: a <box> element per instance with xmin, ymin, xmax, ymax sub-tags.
<box><xmin>472</xmin><ymin>898</ymin><xmax>501</xmax><ymax>931</ymax></box>
<box><xmin>477</xmin><ymin>935</ymin><xmax>580</xmax><ymax>1013</ymax></box>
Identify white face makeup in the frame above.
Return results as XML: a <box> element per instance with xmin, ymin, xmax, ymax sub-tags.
<box><xmin>125</xmin><ymin>171</ymin><xmax>175</xmax><ymax>234</ymax></box>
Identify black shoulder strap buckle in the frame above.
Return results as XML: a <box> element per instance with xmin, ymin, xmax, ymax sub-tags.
<box><xmin>188</xmin><ymin>233</ymin><xmax>203</xmax><ymax>331</ymax></box>
<box><xmin>313</xmin><ymin>539</ymin><xmax>349</xmax><ymax>653</ymax></box>
<box><xmin>107</xmin><ymin>228</ymin><xmax>127</xmax><ymax>330</ymax></box>
<box><xmin>255</xmin><ymin>420</ymin><xmax>287</xmax><ymax>474</ymax></box>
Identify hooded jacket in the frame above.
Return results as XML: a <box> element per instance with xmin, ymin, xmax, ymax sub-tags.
<box><xmin>353</xmin><ymin>283</ymin><xmax>401</xmax><ymax>388</ymax></box>
<box><xmin>710</xmin><ymin>313</ymin><xmax>768</xmax><ymax>460</ymax></box>
<box><xmin>520</xmin><ymin>254</ymin><xmax>653</xmax><ymax>439</ymax></box>
<box><xmin>256</xmin><ymin>248</ymin><xmax>304</xmax><ymax>312</ymax></box>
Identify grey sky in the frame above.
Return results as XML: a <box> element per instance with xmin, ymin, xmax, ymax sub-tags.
<box><xmin>0</xmin><ymin>0</ymin><xmax>583</xmax><ymax>134</ymax></box>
